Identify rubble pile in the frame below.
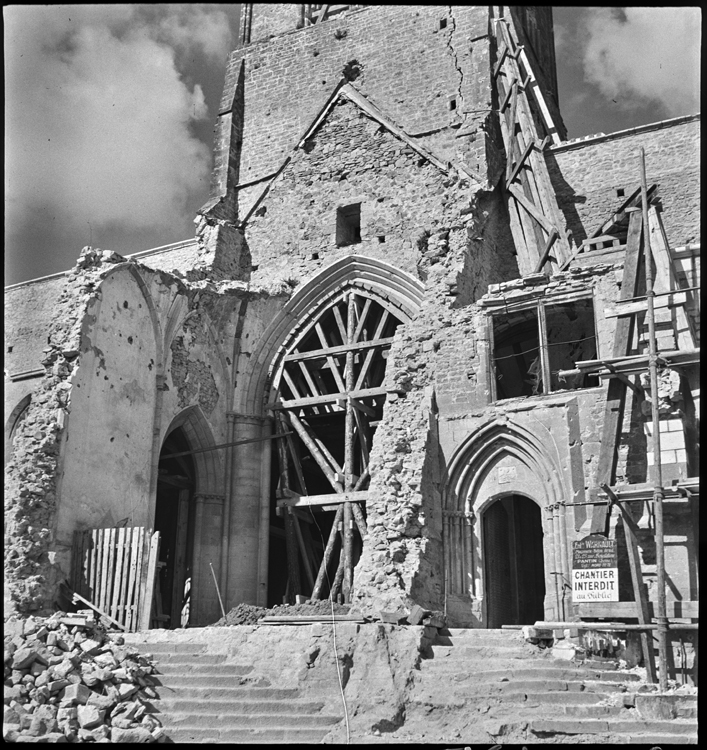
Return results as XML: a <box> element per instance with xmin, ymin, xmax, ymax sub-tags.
<box><xmin>3</xmin><ymin>612</ymin><xmax>164</xmax><ymax>743</ymax></box>
<box><xmin>213</xmin><ymin>600</ymin><xmax>351</xmax><ymax>626</ymax></box>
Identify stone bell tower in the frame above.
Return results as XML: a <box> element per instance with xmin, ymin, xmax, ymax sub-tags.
<box><xmin>193</xmin><ymin>4</ymin><xmax>565</xmax><ymax>279</ymax></box>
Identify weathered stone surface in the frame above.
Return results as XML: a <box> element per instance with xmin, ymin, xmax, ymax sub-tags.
<box><xmin>76</xmin><ymin>703</ymin><xmax>105</xmax><ymax>729</ymax></box>
<box><xmin>59</xmin><ymin>682</ymin><xmax>91</xmax><ymax>705</ymax></box>
<box><xmin>110</xmin><ymin>726</ymin><xmax>154</xmax><ymax>743</ymax></box>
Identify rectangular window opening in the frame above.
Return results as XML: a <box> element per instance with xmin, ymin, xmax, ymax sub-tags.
<box><xmin>336</xmin><ymin>203</ymin><xmax>361</xmax><ymax>247</ymax></box>
<box><xmin>491</xmin><ymin>297</ymin><xmax>598</xmax><ymax>400</ymax></box>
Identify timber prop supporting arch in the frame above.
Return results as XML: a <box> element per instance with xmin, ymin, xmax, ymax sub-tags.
<box><xmin>241</xmin><ymin>256</ymin><xmax>424</xmax><ymax>605</ymax></box>
<box><xmin>444</xmin><ymin>419</ymin><xmax>572</xmax><ymax>627</ymax></box>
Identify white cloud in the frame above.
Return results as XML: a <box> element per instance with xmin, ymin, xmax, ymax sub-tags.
<box><xmin>582</xmin><ymin>7</ymin><xmax>700</xmax><ymax>115</ymax></box>
<box><xmin>4</xmin><ymin>5</ymin><xmax>233</xmax><ymax>254</ymax></box>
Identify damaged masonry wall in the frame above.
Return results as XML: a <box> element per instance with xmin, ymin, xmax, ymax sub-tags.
<box><xmin>4</xmin><ymin>5</ymin><xmax>700</xmax><ymax>629</ymax></box>
<box><xmin>3</xmin><ymin>246</ymin><xmax>293</xmax><ymax>622</ymax></box>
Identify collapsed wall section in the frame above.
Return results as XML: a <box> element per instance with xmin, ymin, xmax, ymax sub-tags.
<box><xmin>4</xmin><ymin>248</ymin><xmax>128</xmax><ymax>613</ymax></box>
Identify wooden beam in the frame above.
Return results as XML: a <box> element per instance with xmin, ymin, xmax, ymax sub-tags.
<box><xmin>286</xmin><ymin>411</ymin><xmax>344</xmax><ymax>492</ymax></box>
<box><xmin>604</xmin><ymin>292</ymin><xmax>687</xmax><ymax>318</ymax></box>
<box><xmin>505</xmin><ymin>81</ymin><xmax>520</xmax><ymax>182</ymax></box>
<box><xmin>533</xmin><ymin>227</ymin><xmax>559</xmax><ymax>274</ymax></box>
<box><xmin>139</xmin><ymin>531</ymin><xmax>160</xmax><ymax>631</ymax></box>
<box><xmin>277</xmin><ymin>491</ymin><xmax>368</xmax><ymax>509</ymax></box>
<box><xmin>354</xmin><ymin>310</ymin><xmax>390</xmax><ymax>390</ymax></box>
<box><xmin>284</xmin><ymin>511</ymin><xmax>301</xmax><ymax>604</ymax></box>
<box><xmin>493</xmin><ymin>44</ymin><xmax>508</xmax><ymax>79</ymax></box>
<box><xmin>290</xmin><ymin>508</ymin><xmax>315</xmax><ymax>590</ymax></box>
<box><xmin>507</xmin><ymin>184</ymin><xmax>553</xmax><ymax>234</ymax></box>
<box><xmin>601</xmin><ymin>484</ymin><xmax>658</xmax><ymax>683</ymax></box>
<box><xmin>269</xmin><ymin>386</ymin><xmax>387</xmax><ymax>411</ymax></box>
<box><xmin>311</xmin><ymin>505</ymin><xmax>343</xmax><ymax>600</ymax></box>
<box><xmin>353</xmin><ymin>297</ymin><xmax>372</xmax><ymax>343</ymax></box>
<box><xmin>647</xmin><ymin>206</ymin><xmax>696</xmax><ymax>350</ymax></box>
<box><xmin>589</xmin><ymin>210</ymin><xmax>643</xmax><ymax>535</ymax></box>
<box><xmin>351</xmin><ymin>501</ymin><xmax>368</xmax><ymax>539</ymax></box>
<box><xmin>506</xmin><ymin>138</ymin><xmax>534</xmax><ymax>189</ymax></box>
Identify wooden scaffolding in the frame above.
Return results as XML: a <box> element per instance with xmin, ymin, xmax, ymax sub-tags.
<box><xmin>268</xmin><ymin>285</ymin><xmax>405</xmax><ymax>603</ymax></box>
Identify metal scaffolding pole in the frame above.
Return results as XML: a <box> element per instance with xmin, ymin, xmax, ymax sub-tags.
<box><xmin>640</xmin><ymin>147</ymin><xmax>668</xmax><ymax>691</ymax></box>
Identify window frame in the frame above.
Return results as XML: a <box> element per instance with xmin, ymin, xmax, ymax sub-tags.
<box><xmin>488</xmin><ymin>291</ymin><xmax>600</xmax><ymax>402</ymax></box>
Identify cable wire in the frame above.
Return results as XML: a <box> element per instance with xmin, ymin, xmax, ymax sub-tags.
<box><xmin>307</xmin><ymin>504</ymin><xmax>350</xmax><ymax>744</ymax></box>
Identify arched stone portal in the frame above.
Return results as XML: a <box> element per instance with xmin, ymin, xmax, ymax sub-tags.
<box><xmin>235</xmin><ymin>255</ymin><xmax>424</xmax><ymax>606</ymax></box>
<box><xmin>445</xmin><ymin>419</ymin><xmax>572</xmax><ymax>627</ymax></box>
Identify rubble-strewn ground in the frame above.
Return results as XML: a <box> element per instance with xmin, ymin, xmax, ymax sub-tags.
<box><xmin>4</xmin><ymin>612</ymin><xmax>164</xmax><ymax>743</ymax></box>
<box><xmin>213</xmin><ymin>600</ymin><xmax>351</xmax><ymax>626</ymax></box>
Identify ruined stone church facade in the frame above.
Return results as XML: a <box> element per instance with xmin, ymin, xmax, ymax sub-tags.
<box><xmin>5</xmin><ymin>6</ymin><xmax>700</xmax><ymax>631</ymax></box>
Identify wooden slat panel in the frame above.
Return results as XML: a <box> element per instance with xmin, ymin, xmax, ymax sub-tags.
<box><xmin>89</xmin><ymin>529</ymin><xmax>99</xmax><ymax>603</ymax></box>
<box><xmin>126</xmin><ymin>527</ymin><xmax>143</xmax><ymax>632</ymax></box>
<box><xmin>139</xmin><ymin>531</ymin><xmax>160</xmax><ymax>631</ymax></box>
<box><xmin>110</xmin><ymin>527</ymin><xmax>126</xmax><ymax>621</ymax></box>
<box><xmin>117</xmin><ymin>527</ymin><xmax>132</xmax><ymax>628</ymax></box>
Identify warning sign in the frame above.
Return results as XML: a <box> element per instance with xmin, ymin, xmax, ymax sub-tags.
<box><xmin>571</xmin><ymin>535</ymin><xmax>619</xmax><ymax>603</ymax></box>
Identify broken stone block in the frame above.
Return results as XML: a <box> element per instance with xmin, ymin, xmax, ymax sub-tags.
<box><xmin>60</xmin><ymin>682</ymin><xmax>91</xmax><ymax>705</ymax></box>
<box><xmin>79</xmin><ymin>639</ymin><xmax>103</xmax><ymax>656</ymax></box>
<box><xmin>551</xmin><ymin>642</ymin><xmax>577</xmax><ymax>660</ymax></box>
<box><xmin>116</xmin><ymin>682</ymin><xmax>138</xmax><ymax>701</ymax></box>
<box><xmin>86</xmin><ymin>692</ymin><xmax>116</xmax><ymax>711</ymax></box>
<box><xmin>522</xmin><ymin>626</ymin><xmax>554</xmax><ymax>643</ymax></box>
<box><xmin>4</xmin><ymin>704</ymin><xmax>21</xmax><ymax>723</ymax></box>
<box><xmin>47</xmin><ymin>679</ymin><xmax>70</xmax><ymax>695</ymax></box>
<box><xmin>77</xmin><ymin>703</ymin><xmax>105</xmax><ymax>729</ymax></box>
<box><xmin>3</xmin><ymin>724</ymin><xmax>21</xmax><ymax>742</ymax></box>
<box><xmin>52</xmin><ymin>659</ymin><xmax>76</xmax><ymax>680</ymax></box>
<box><xmin>12</xmin><ymin>648</ymin><xmax>41</xmax><ymax>670</ymax></box>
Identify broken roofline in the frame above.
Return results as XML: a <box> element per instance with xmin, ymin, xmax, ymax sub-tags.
<box><xmin>549</xmin><ymin>113</ymin><xmax>700</xmax><ymax>153</ymax></box>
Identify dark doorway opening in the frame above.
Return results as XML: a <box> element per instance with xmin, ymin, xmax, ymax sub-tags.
<box><xmin>483</xmin><ymin>494</ymin><xmax>545</xmax><ymax>627</ymax></box>
<box><xmin>156</xmin><ymin>427</ymin><xmax>196</xmax><ymax>628</ymax></box>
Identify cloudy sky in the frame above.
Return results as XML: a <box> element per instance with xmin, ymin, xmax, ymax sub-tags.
<box><xmin>4</xmin><ymin>5</ymin><xmax>701</xmax><ymax>285</ymax></box>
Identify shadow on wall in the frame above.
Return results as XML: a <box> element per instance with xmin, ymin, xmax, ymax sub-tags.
<box><xmin>544</xmin><ymin>151</ymin><xmax>587</xmax><ymax>247</ymax></box>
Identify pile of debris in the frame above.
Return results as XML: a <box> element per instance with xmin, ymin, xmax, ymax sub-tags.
<box><xmin>4</xmin><ymin>611</ymin><xmax>164</xmax><ymax>743</ymax></box>
<box><xmin>213</xmin><ymin>600</ymin><xmax>351</xmax><ymax>627</ymax></box>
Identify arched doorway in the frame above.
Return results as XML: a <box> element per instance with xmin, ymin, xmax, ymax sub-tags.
<box><xmin>483</xmin><ymin>494</ymin><xmax>545</xmax><ymax>627</ymax></box>
<box><xmin>155</xmin><ymin>427</ymin><xmax>196</xmax><ymax>627</ymax></box>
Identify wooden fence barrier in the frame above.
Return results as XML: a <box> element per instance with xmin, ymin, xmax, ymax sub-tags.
<box><xmin>71</xmin><ymin>526</ymin><xmax>160</xmax><ymax>632</ymax></box>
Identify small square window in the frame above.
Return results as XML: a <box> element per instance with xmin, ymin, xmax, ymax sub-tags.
<box><xmin>440</xmin><ymin>18</ymin><xmax>447</xmax><ymax>30</ymax></box>
<box><xmin>336</xmin><ymin>203</ymin><xmax>361</xmax><ymax>247</ymax></box>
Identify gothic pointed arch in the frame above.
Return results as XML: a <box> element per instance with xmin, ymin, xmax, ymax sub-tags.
<box><xmin>163</xmin><ymin>404</ymin><xmax>224</xmax><ymax>497</ymax></box>
<box><xmin>239</xmin><ymin>255</ymin><xmax>424</xmax><ymax>416</ymax></box>
<box><xmin>443</xmin><ymin>418</ymin><xmax>572</xmax><ymax>625</ymax></box>
<box><xmin>244</xmin><ymin>255</ymin><xmax>424</xmax><ymax>605</ymax></box>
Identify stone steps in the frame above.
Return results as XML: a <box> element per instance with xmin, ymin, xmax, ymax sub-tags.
<box><xmin>154</xmin><ymin>698</ymin><xmax>326</xmax><ymax>715</ymax></box>
<box><xmin>125</xmin><ymin>634</ymin><xmax>343</xmax><ymax>744</ymax></box>
<box><xmin>529</xmin><ymin>718</ymin><xmax>698</xmax><ymax>738</ymax></box>
<box><xmin>409</xmin><ymin>627</ymin><xmax>698</xmax><ymax>744</ymax></box>
<box><xmin>160</xmin><ymin>712</ymin><xmax>341</xmax><ymax>730</ymax></box>
<box><xmin>156</xmin><ymin>662</ymin><xmax>254</xmax><ymax>677</ymax></box>
<box><xmin>164</xmin><ymin>726</ymin><xmax>334</xmax><ymax>743</ymax></box>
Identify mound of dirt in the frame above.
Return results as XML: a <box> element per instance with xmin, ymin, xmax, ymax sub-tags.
<box><xmin>213</xmin><ymin>599</ymin><xmax>351</xmax><ymax>627</ymax></box>
<box><xmin>213</xmin><ymin>603</ymin><xmax>267</xmax><ymax>627</ymax></box>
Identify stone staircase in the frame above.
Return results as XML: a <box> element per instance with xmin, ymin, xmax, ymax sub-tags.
<box><xmin>408</xmin><ymin>627</ymin><xmax>697</xmax><ymax>744</ymax></box>
<box><xmin>127</xmin><ymin>639</ymin><xmax>341</xmax><ymax>743</ymax></box>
